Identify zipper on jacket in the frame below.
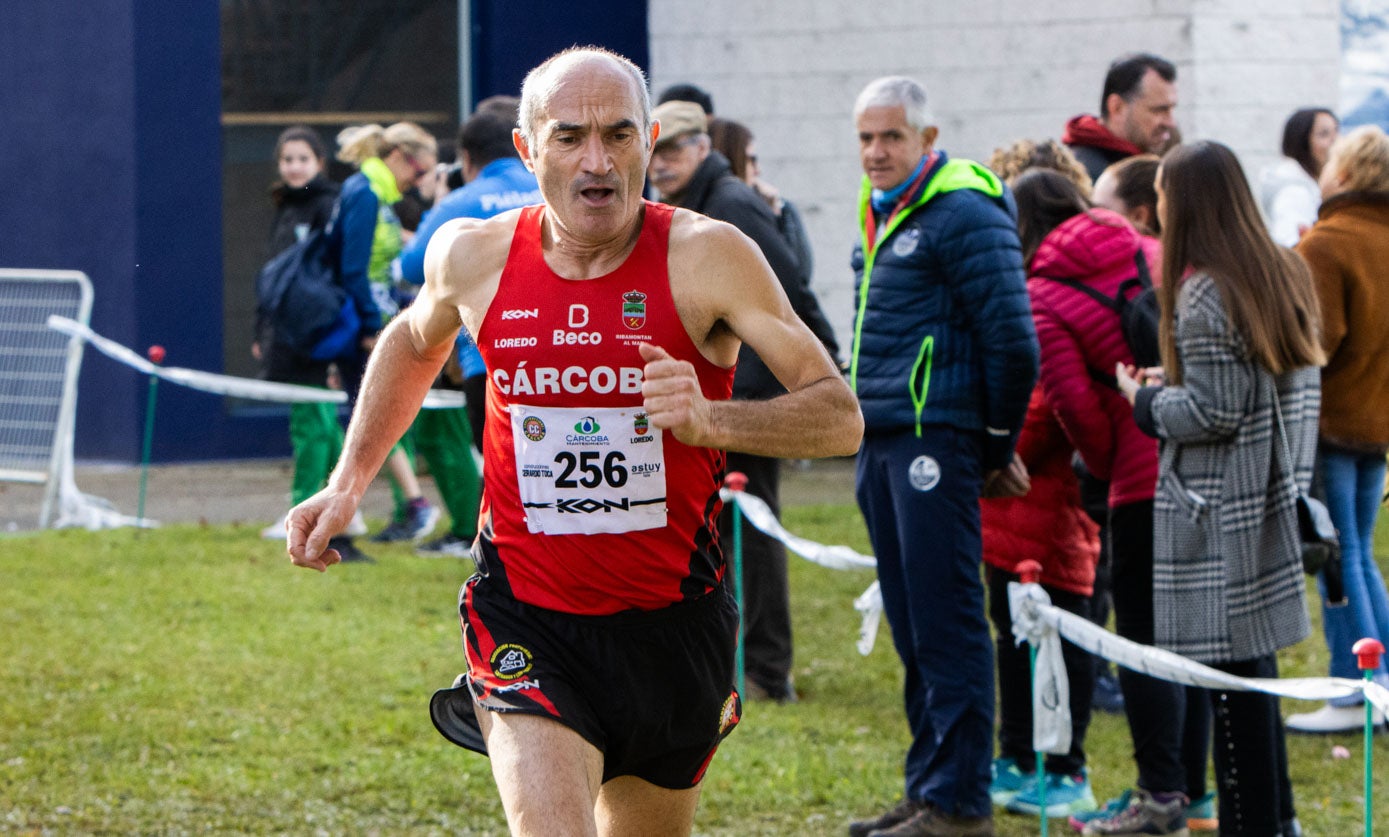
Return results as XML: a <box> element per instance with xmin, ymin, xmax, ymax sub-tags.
<box><xmin>909</xmin><ymin>336</ymin><xmax>933</xmax><ymax>438</ymax></box>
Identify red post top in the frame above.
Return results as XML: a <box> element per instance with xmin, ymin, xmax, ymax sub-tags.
<box><xmin>723</xmin><ymin>471</ymin><xmax>748</xmax><ymax>492</ymax></box>
<box><xmin>147</xmin><ymin>344</ymin><xmax>166</xmax><ymax>364</ymax></box>
<box><xmin>1353</xmin><ymin>638</ymin><xmax>1385</xmax><ymax>671</ymax></box>
<box><xmin>1016</xmin><ymin>560</ymin><xmax>1042</xmax><ymax>584</ymax></box>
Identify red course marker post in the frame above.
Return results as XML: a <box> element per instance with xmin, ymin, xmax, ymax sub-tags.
<box><xmin>137</xmin><ymin>345</ymin><xmax>165</xmax><ymax>528</ymax></box>
<box><xmin>724</xmin><ymin>471</ymin><xmax>748</xmax><ymax>697</ymax></box>
<box><xmin>1352</xmin><ymin>637</ymin><xmax>1384</xmax><ymax>837</ymax></box>
<box><xmin>1016</xmin><ymin>560</ymin><xmax>1047</xmax><ymax>836</ymax></box>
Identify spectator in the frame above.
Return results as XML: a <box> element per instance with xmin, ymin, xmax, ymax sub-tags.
<box><xmin>708</xmin><ymin>117</ymin><xmax>817</xmax><ymax>282</ymax></box>
<box><xmin>1086</xmin><ymin>153</ymin><xmax>1219</xmax><ymax>833</ymax></box>
<box><xmin>987</xmin><ymin>137</ymin><xmax>1093</xmax><ymax>196</ymax></box>
<box><xmin>1063</xmin><ymin>54</ymin><xmax>1178</xmax><ymax>182</ymax></box>
<box><xmin>847</xmin><ymin>75</ymin><xmax>1038</xmax><ymax>837</ymax></box>
<box><xmin>331</xmin><ymin>121</ymin><xmax>441</xmax><ymax>547</ymax></box>
<box><xmin>1092</xmin><ymin>154</ymin><xmax>1161</xmax><ymax>236</ymax></box>
<box><xmin>979</xmin><ymin>381</ymin><xmax>1100</xmax><ymax>820</ymax></box>
<box><xmin>251</xmin><ymin>126</ymin><xmax>368</xmax><ymax>550</ymax></box>
<box><xmin>396</xmin><ymin>103</ymin><xmax>542</xmax><ymax>558</ymax></box>
<box><xmin>1288</xmin><ymin>125</ymin><xmax>1389</xmax><ymax>732</ymax></box>
<box><xmin>1259</xmin><ymin>107</ymin><xmax>1339</xmax><ymax>246</ymax></box>
<box><xmin>649</xmin><ymin>100</ymin><xmax>842</xmax><ymax>703</ymax></box>
<box><xmin>1114</xmin><ymin>139</ymin><xmax>1322</xmax><ymax>837</ymax></box>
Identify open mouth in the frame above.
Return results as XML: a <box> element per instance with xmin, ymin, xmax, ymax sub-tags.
<box><xmin>579</xmin><ymin>186</ymin><xmax>616</xmax><ymax>205</ymax></box>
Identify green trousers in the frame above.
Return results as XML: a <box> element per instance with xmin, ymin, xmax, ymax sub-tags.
<box><xmin>288</xmin><ymin>402</ymin><xmax>345</xmax><ymax>506</ymax></box>
<box><xmin>413</xmin><ymin>407</ymin><xmax>481</xmax><ymax>538</ymax></box>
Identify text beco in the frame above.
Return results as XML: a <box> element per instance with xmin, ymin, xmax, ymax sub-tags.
<box><xmin>492</xmin><ymin>362</ymin><xmax>643</xmax><ymax>395</ymax></box>
<box><xmin>553</xmin><ymin>329</ymin><xmax>602</xmax><ymax>346</ymax></box>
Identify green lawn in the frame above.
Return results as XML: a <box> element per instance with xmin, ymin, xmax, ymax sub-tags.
<box><xmin>1</xmin><ymin>507</ymin><xmax>1386</xmax><ymax>835</ymax></box>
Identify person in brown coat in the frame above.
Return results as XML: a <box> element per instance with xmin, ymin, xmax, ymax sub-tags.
<box><xmin>1288</xmin><ymin>124</ymin><xmax>1389</xmax><ymax>733</ymax></box>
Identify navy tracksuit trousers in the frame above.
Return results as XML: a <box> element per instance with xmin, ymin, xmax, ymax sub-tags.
<box><xmin>856</xmin><ymin>425</ymin><xmax>993</xmax><ymax>818</ymax></box>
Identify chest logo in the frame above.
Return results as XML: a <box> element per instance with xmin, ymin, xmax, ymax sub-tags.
<box><xmin>622</xmin><ymin>290</ymin><xmax>647</xmax><ymax>330</ymax></box>
<box><xmin>892</xmin><ymin>225</ymin><xmax>921</xmax><ymax>258</ymax></box>
<box><xmin>521</xmin><ymin>416</ymin><xmax>546</xmax><ymax>442</ymax></box>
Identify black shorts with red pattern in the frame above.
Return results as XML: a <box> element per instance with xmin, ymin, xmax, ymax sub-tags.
<box><xmin>429</xmin><ymin>573</ymin><xmax>742</xmax><ymax>789</ymax></box>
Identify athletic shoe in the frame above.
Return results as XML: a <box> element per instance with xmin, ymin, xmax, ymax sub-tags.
<box><xmin>260</xmin><ymin>511</ymin><xmax>288</xmax><ymax>540</ymax></box>
<box><xmin>1092</xmin><ymin>670</ymin><xmax>1126</xmax><ymax>714</ymax></box>
<box><xmin>345</xmin><ymin>510</ymin><xmax>368</xmax><ymax>536</ymax></box>
<box><xmin>1080</xmin><ymin>788</ymin><xmax>1187</xmax><ymax>836</ymax></box>
<box><xmin>416</xmin><ymin>532</ymin><xmax>474</xmax><ymax>558</ymax></box>
<box><xmin>328</xmin><ymin>536</ymin><xmax>375</xmax><ymax>564</ymax></box>
<box><xmin>1069</xmin><ymin>789</ymin><xmax>1130</xmax><ymax>832</ymax></box>
<box><xmin>1006</xmin><ymin>769</ymin><xmax>1097</xmax><ymax>818</ymax></box>
<box><xmin>989</xmin><ymin>756</ymin><xmax>1030</xmax><ymax>806</ymax></box>
<box><xmin>372</xmin><ymin>498</ymin><xmax>440</xmax><ymax>543</ymax></box>
<box><xmin>1285</xmin><ymin>702</ymin><xmax>1385</xmax><ymax>734</ymax></box>
<box><xmin>1184</xmin><ymin>792</ymin><xmax>1217</xmax><ymax>832</ymax></box>
<box><xmin>869</xmin><ymin>804</ymin><xmax>994</xmax><ymax>836</ymax></box>
<box><xmin>848</xmin><ymin>799</ymin><xmax>924</xmax><ymax>837</ymax></box>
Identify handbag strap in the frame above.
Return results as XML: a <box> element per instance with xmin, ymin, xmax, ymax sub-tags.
<box><xmin>1269</xmin><ymin>375</ymin><xmax>1303</xmax><ymax>501</ymax></box>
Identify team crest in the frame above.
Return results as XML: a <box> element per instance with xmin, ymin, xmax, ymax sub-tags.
<box><xmin>622</xmin><ymin>290</ymin><xmax>647</xmax><ymax>330</ymax></box>
<box><xmin>490</xmin><ymin>643</ymin><xmax>534</xmax><ymax>680</ymax></box>
<box><xmin>522</xmin><ymin>416</ymin><xmax>546</xmax><ymax>442</ymax></box>
<box><xmin>633</xmin><ymin>413</ymin><xmax>649</xmax><ymax>435</ymax></box>
<box><xmin>907</xmin><ymin>455</ymin><xmax>940</xmax><ymax>492</ymax></box>
<box><xmin>892</xmin><ymin>225</ymin><xmax>921</xmax><ymax>258</ymax></box>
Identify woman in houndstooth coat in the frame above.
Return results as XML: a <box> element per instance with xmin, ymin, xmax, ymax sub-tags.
<box><xmin>1118</xmin><ymin>141</ymin><xmax>1325</xmax><ymax>836</ymax></box>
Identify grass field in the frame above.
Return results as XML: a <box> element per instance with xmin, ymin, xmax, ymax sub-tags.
<box><xmin>2</xmin><ymin>505</ymin><xmax>1387</xmax><ymax>835</ymax></box>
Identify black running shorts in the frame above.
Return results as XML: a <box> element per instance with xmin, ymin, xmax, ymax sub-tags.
<box><xmin>430</xmin><ymin>574</ymin><xmax>742</xmax><ymax>789</ymax></box>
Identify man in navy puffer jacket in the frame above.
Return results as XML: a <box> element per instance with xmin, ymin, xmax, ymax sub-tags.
<box><xmin>847</xmin><ymin>75</ymin><xmax>1038</xmax><ymax>837</ymax></box>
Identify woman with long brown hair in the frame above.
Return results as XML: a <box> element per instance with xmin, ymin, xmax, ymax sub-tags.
<box><xmin>1115</xmin><ymin>140</ymin><xmax>1323</xmax><ymax>836</ymax></box>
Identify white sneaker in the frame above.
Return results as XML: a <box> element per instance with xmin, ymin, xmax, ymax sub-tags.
<box><xmin>345</xmin><ymin>510</ymin><xmax>368</xmax><ymax>536</ymax></box>
<box><xmin>260</xmin><ymin>512</ymin><xmax>288</xmax><ymax>540</ymax></box>
<box><xmin>1286</xmin><ymin>702</ymin><xmax>1385</xmax><ymax>734</ymax></box>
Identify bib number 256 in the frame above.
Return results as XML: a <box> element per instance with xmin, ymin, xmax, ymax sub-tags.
<box><xmin>554</xmin><ymin>451</ymin><xmax>628</xmax><ymax>489</ymax></box>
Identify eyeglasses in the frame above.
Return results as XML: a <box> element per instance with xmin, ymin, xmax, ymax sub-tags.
<box><xmin>653</xmin><ymin>136</ymin><xmax>698</xmax><ymax>162</ymax></box>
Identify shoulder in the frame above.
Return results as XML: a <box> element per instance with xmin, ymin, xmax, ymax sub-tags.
<box><xmin>1177</xmin><ymin>273</ymin><xmax>1229</xmax><ymax>321</ymax></box>
<box><xmin>668</xmin><ymin>207</ymin><xmax>765</xmax><ymax>273</ymax></box>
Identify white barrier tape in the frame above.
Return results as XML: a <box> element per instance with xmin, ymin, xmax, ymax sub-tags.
<box><xmin>47</xmin><ymin>316</ymin><xmax>466</xmax><ymax>410</ymax></box>
<box><xmin>1010</xmin><ymin>580</ymin><xmax>1389</xmax><ymax>751</ymax></box>
<box><xmin>720</xmin><ymin>486</ymin><xmax>883</xmax><ymax>654</ymax></box>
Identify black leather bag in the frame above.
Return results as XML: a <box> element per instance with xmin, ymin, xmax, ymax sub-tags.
<box><xmin>1274</xmin><ymin>396</ymin><xmax>1344</xmax><ymax>603</ymax></box>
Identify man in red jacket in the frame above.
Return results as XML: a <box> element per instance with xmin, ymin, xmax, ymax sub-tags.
<box><xmin>1063</xmin><ymin>53</ymin><xmax>1178</xmax><ymax>182</ymax></box>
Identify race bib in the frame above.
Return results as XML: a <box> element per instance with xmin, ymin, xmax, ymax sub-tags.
<box><xmin>510</xmin><ymin>404</ymin><xmax>667</xmax><ymax>535</ymax></box>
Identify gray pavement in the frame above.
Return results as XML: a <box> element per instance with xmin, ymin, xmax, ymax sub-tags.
<box><xmin>1</xmin><ymin>456</ymin><xmax>857</xmax><ymax>534</ymax></box>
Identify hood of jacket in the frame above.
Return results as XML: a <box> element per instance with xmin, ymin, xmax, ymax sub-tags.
<box><xmin>1061</xmin><ymin>114</ymin><xmax>1143</xmax><ymax>156</ymax></box>
<box><xmin>1030</xmin><ymin>207</ymin><xmax>1143</xmax><ymax>280</ymax></box>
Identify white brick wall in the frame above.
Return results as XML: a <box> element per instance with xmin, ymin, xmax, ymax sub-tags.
<box><xmin>649</xmin><ymin>0</ymin><xmax>1339</xmax><ymax>347</ymax></box>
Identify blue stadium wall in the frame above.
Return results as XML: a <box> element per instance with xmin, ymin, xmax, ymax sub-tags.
<box><xmin>0</xmin><ymin>0</ymin><xmax>647</xmax><ymax>463</ymax></box>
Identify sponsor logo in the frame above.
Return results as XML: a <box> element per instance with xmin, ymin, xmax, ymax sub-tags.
<box><xmin>622</xmin><ymin>289</ymin><xmax>647</xmax><ymax>330</ymax></box>
<box><xmin>568</xmin><ymin>304</ymin><xmax>589</xmax><ymax>328</ymax></box>
<box><xmin>490</xmin><ymin>643</ymin><xmax>534</xmax><ymax>680</ymax></box>
<box><xmin>522</xmin><ymin>416</ymin><xmax>546</xmax><ymax>441</ymax></box>
<box><xmin>493</xmin><ymin>336</ymin><xmax>538</xmax><ymax>349</ymax></box>
<box><xmin>573</xmin><ymin>417</ymin><xmax>601</xmax><ymax>435</ymax></box>
<box><xmin>492</xmin><ymin>363</ymin><xmax>643</xmax><ymax>396</ymax></box>
<box><xmin>633</xmin><ymin>413</ymin><xmax>649</xmax><ymax>435</ymax></box>
<box><xmin>629</xmin><ymin>462</ymin><xmax>661</xmax><ymax>476</ymax></box>
<box><xmin>907</xmin><ymin>455</ymin><xmax>940</xmax><ymax>492</ymax></box>
<box><xmin>520</xmin><ymin>466</ymin><xmax>554</xmax><ymax>478</ymax></box>
<box><xmin>492</xmin><ymin>678</ymin><xmax>541</xmax><ymax>694</ymax></box>
<box><xmin>718</xmin><ymin>692</ymin><xmax>741</xmax><ymax>735</ymax></box>
<box><xmin>501</xmin><ymin>308</ymin><xmax>539</xmax><ymax>320</ymax></box>
<box><xmin>555</xmin><ymin>497</ymin><xmax>634</xmax><ymax>514</ymax></box>
<box><xmin>553</xmin><ymin>329</ymin><xmax>603</xmax><ymax>346</ymax></box>
<box><xmin>891</xmin><ymin>225</ymin><xmax>921</xmax><ymax>258</ymax></box>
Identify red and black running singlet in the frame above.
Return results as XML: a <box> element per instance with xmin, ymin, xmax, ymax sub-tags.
<box><xmin>475</xmin><ymin>201</ymin><xmax>735</xmax><ymax>614</ymax></box>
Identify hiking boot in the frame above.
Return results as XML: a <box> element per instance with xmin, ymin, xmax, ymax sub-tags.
<box><xmin>1184</xmin><ymin>792</ymin><xmax>1217</xmax><ymax>832</ymax></box>
<box><xmin>1005</xmin><ymin>769</ymin><xmax>1097</xmax><ymax>818</ymax></box>
<box><xmin>328</xmin><ymin>536</ymin><xmax>375</xmax><ymax>564</ymax></box>
<box><xmin>871</xmin><ymin>804</ymin><xmax>994</xmax><ymax>837</ymax></box>
<box><xmin>1080</xmin><ymin>788</ymin><xmax>1187</xmax><ymax>836</ymax></box>
<box><xmin>988</xmin><ymin>756</ymin><xmax>1030</xmax><ymax>805</ymax></box>
<box><xmin>372</xmin><ymin>497</ymin><xmax>440</xmax><ymax>543</ymax></box>
<box><xmin>416</xmin><ymin>531</ymin><xmax>474</xmax><ymax>558</ymax></box>
<box><xmin>849</xmin><ymin>799</ymin><xmax>924</xmax><ymax>837</ymax></box>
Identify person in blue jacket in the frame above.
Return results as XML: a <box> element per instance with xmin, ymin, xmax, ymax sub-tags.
<box><xmin>395</xmin><ymin>101</ymin><xmax>541</xmax><ymax>557</ymax></box>
<box><xmin>846</xmin><ymin>75</ymin><xmax>1039</xmax><ymax>837</ymax></box>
